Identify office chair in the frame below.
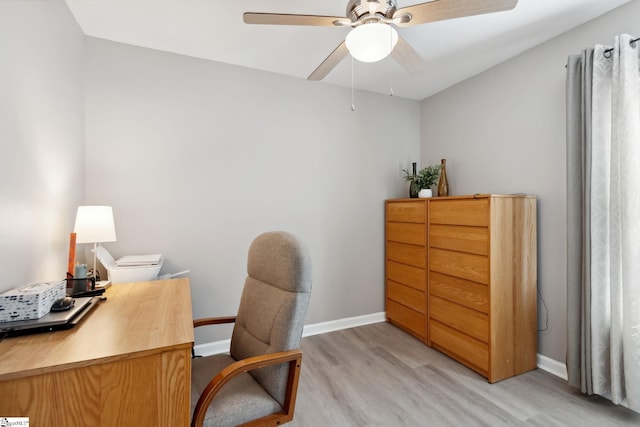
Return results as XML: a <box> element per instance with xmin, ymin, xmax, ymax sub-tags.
<box><xmin>191</xmin><ymin>231</ymin><xmax>312</xmax><ymax>427</ymax></box>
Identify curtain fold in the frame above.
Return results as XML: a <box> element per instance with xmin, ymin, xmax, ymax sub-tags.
<box><xmin>567</xmin><ymin>34</ymin><xmax>640</xmax><ymax>412</ymax></box>
<box><xmin>566</xmin><ymin>48</ymin><xmax>594</xmax><ymax>395</ymax></box>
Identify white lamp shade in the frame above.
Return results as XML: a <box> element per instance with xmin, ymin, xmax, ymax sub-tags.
<box><xmin>74</xmin><ymin>206</ymin><xmax>117</xmax><ymax>244</ymax></box>
<box><xmin>345</xmin><ymin>23</ymin><xmax>398</xmax><ymax>63</ymax></box>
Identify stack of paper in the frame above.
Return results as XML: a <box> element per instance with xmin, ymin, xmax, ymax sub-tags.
<box><xmin>115</xmin><ymin>254</ymin><xmax>163</xmax><ymax>267</ymax></box>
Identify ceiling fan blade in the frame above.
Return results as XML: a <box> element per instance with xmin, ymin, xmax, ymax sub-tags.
<box><xmin>308</xmin><ymin>42</ymin><xmax>350</xmax><ymax>81</ymax></box>
<box><xmin>392</xmin><ymin>37</ymin><xmax>428</xmax><ymax>76</ymax></box>
<box><xmin>244</xmin><ymin>12</ymin><xmax>347</xmax><ymax>27</ymax></box>
<box><xmin>394</xmin><ymin>0</ymin><xmax>518</xmax><ymax>27</ymax></box>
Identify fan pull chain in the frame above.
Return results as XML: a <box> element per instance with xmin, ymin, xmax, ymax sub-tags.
<box><xmin>389</xmin><ymin>26</ymin><xmax>394</xmax><ymax>96</ymax></box>
<box><xmin>351</xmin><ymin>56</ymin><xmax>356</xmax><ymax>111</ymax></box>
<box><xmin>389</xmin><ymin>61</ymin><xmax>394</xmax><ymax>96</ymax></box>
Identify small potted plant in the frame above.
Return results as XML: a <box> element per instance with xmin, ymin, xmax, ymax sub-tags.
<box><xmin>402</xmin><ymin>164</ymin><xmax>442</xmax><ymax>198</ymax></box>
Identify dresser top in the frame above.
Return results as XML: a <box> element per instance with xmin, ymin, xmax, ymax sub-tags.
<box><xmin>387</xmin><ymin>193</ymin><xmax>536</xmax><ymax>202</ymax></box>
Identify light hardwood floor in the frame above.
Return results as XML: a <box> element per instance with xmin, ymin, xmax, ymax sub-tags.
<box><xmin>289</xmin><ymin>322</ymin><xmax>640</xmax><ymax>426</ymax></box>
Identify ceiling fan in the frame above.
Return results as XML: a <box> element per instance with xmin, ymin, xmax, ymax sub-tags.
<box><xmin>244</xmin><ymin>0</ymin><xmax>518</xmax><ymax>81</ymax></box>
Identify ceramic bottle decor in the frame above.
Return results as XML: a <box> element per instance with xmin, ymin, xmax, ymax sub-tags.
<box><xmin>437</xmin><ymin>159</ymin><xmax>449</xmax><ymax>197</ymax></box>
<box><xmin>409</xmin><ymin>162</ymin><xmax>419</xmax><ymax>198</ymax></box>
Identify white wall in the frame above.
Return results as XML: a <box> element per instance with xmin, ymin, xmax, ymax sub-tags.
<box><xmin>420</xmin><ymin>0</ymin><xmax>640</xmax><ymax>362</ymax></box>
<box><xmin>83</xmin><ymin>38</ymin><xmax>420</xmax><ymax>344</ymax></box>
<box><xmin>0</xmin><ymin>0</ymin><xmax>85</xmax><ymax>293</ymax></box>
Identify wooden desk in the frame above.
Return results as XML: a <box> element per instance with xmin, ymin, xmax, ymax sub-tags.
<box><xmin>0</xmin><ymin>278</ymin><xmax>194</xmax><ymax>426</ymax></box>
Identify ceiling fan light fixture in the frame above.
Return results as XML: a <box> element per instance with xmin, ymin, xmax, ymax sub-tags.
<box><xmin>345</xmin><ymin>23</ymin><xmax>398</xmax><ymax>63</ymax></box>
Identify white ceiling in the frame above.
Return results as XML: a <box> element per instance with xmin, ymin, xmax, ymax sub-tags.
<box><xmin>65</xmin><ymin>0</ymin><xmax>630</xmax><ymax>101</ymax></box>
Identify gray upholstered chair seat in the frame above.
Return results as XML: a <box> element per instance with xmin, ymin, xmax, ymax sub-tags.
<box><xmin>191</xmin><ymin>354</ymin><xmax>281</xmax><ymax>427</ymax></box>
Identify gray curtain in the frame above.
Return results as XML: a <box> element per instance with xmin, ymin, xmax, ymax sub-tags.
<box><xmin>566</xmin><ymin>49</ymin><xmax>594</xmax><ymax>394</ymax></box>
<box><xmin>567</xmin><ymin>36</ymin><xmax>640</xmax><ymax>411</ymax></box>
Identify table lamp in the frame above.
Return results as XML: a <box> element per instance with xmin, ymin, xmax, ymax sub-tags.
<box><xmin>74</xmin><ymin>206</ymin><xmax>117</xmax><ymax>280</ymax></box>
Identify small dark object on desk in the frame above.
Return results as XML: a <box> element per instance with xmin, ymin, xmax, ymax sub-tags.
<box><xmin>51</xmin><ymin>297</ymin><xmax>75</xmax><ymax>312</ymax></box>
<box><xmin>72</xmin><ymin>288</ymin><xmax>106</xmax><ymax>298</ymax></box>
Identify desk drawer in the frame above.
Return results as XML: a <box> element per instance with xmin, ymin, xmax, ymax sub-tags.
<box><xmin>429</xmin><ymin>248</ymin><xmax>488</xmax><ymax>285</ymax></box>
<box><xmin>386</xmin><ymin>201</ymin><xmax>426</xmax><ymax>223</ymax></box>
<box><xmin>387</xmin><ymin>222</ymin><xmax>426</xmax><ymax>246</ymax></box>
<box><xmin>430</xmin><ymin>198</ymin><xmax>489</xmax><ymax>226</ymax></box>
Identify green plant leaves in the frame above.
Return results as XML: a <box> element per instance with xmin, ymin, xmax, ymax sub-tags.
<box><xmin>402</xmin><ymin>164</ymin><xmax>442</xmax><ymax>189</ymax></box>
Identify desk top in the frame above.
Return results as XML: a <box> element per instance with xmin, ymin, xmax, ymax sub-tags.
<box><xmin>0</xmin><ymin>278</ymin><xmax>194</xmax><ymax>382</ymax></box>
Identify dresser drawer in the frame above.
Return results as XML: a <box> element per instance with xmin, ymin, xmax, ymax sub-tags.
<box><xmin>387</xmin><ymin>222</ymin><xmax>426</xmax><ymax>246</ymax></box>
<box><xmin>387</xmin><ymin>260</ymin><xmax>426</xmax><ymax>291</ymax></box>
<box><xmin>387</xmin><ymin>242</ymin><xmax>426</xmax><ymax>268</ymax></box>
<box><xmin>430</xmin><ymin>320</ymin><xmax>488</xmax><ymax>373</ymax></box>
<box><xmin>430</xmin><ymin>295</ymin><xmax>488</xmax><ymax>342</ymax></box>
<box><xmin>429</xmin><ymin>224</ymin><xmax>488</xmax><ymax>256</ymax></box>
<box><xmin>429</xmin><ymin>198</ymin><xmax>489</xmax><ymax>226</ymax></box>
<box><xmin>387</xmin><ymin>300</ymin><xmax>425</xmax><ymax>339</ymax></box>
<box><xmin>387</xmin><ymin>280</ymin><xmax>425</xmax><ymax>314</ymax></box>
<box><xmin>429</xmin><ymin>271</ymin><xmax>488</xmax><ymax>313</ymax></box>
<box><xmin>429</xmin><ymin>248</ymin><xmax>489</xmax><ymax>285</ymax></box>
<box><xmin>386</xmin><ymin>201</ymin><xmax>426</xmax><ymax>223</ymax></box>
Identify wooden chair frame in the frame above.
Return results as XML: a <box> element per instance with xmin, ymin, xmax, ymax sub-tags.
<box><xmin>191</xmin><ymin>317</ymin><xmax>303</xmax><ymax>427</ymax></box>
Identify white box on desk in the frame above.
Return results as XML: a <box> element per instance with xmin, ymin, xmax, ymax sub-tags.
<box><xmin>96</xmin><ymin>246</ymin><xmax>163</xmax><ymax>284</ymax></box>
<box><xmin>108</xmin><ymin>259</ymin><xmax>164</xmax><ymax>284</ymax></box>
<box><xmin>0</xmin><ymin>281</ymin><xmax>66</xmax><ymax>322</ymax></box>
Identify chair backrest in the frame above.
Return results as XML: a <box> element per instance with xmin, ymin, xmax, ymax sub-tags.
<box><xmin>229</xmin><ymin>231</ymin><xmax>312</xmax><ymax>406</ymax></box>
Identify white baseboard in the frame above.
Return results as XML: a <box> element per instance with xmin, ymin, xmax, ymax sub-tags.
<box><xmin>193</xmin><ymin>312</ymin><xmax>386</xmax><ymax>357</ymax></box>
<box><xmin>194</xmin><ymin>338</ymin><xmax>231</xmax><ymax>357</ymax></box>
<box><xmin>193</xmin><ymin>311</ymin><xmax>569</xmax><ymax>383</ymax></box>
<box><xmin>537</xmin><ymin>352</ymin><xmax>568</xmax><ymax>380</ymax></box>
<box><xmin>302</xmin><ymin>311</ymin><xmax>386</xmax><ymax>337</ymax></box>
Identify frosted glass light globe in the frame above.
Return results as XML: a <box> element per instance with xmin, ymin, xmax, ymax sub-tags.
<box><xmin>345</xmin><ymin>23</ymin><xmax>399</xmax><ymax>63</ymax></box>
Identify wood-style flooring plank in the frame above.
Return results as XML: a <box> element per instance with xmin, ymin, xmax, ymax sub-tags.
<box><xmin>289</xmin><ymin>322</ymin><xmax>640</xmax><ymax>426</ymax></box>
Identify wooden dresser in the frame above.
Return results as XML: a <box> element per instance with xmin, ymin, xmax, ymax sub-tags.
<box><xmin>385</xmin><ymin>195</ymin><xmax>537</xmax><ymax>383</ymax></box>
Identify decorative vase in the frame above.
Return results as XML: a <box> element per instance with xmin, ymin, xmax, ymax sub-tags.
<box><xmin>437</xmin><ymin>158</ymin><xmax>449</xmax><ymax>197</ymax></box>
<box><xmin>418</xmin><ymin>188</ymin><xmax>432</xmax><ymax>198</ymax></box>
<box><xmin>409</xmin><ymin>162</ymin><xmax>419</xmax><ymax>198</ymax></box>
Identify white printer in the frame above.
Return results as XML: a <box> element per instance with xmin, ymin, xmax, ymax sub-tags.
<box><xmin>96</xmin><ymin>246</ymin><xmax>163</xmax><ymax>284</ymax></box>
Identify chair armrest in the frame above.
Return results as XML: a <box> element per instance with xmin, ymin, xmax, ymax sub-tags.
<box><xmin>193</xmin><ymin>316</ymin><xmax>236</xmax><ymax>328</ymax></box>
<box><xmin>191</xmin><ymin>316</ymin><xmax>237</xmax><ymax>358</ymax></box>
<box><xmin>191</xmin><ymin>349</ymin><xmax>303</xmax><ymax>427</ymax></box>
